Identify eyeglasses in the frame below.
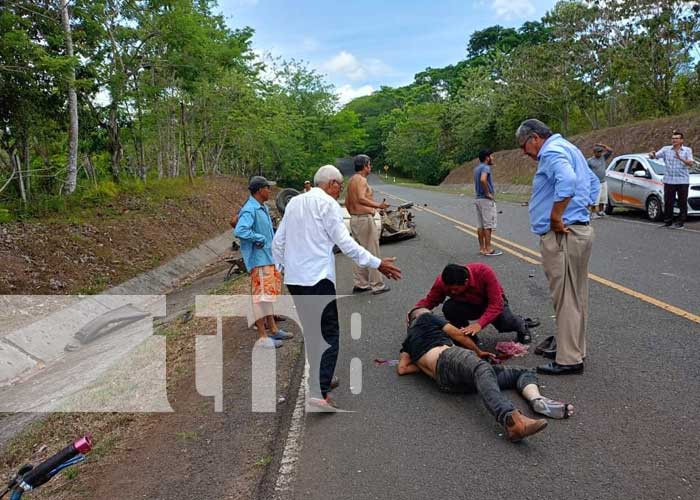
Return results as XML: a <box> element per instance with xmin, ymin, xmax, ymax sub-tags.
<box><xmin>332</xmin><ymin>179</ymin><xmax>344</xmax><ymax>188</ymax></box>
<box><xmin>520</xmin><ymin>136</ymin><xmax>533</xmax><ymax>150</ymax></box>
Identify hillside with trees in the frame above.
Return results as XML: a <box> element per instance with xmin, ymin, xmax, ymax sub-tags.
<box><xmin>345</xmin><ymin>0</ymin><xmax>700</xmax><ymax>184</ymax></box>
<box><xmin>0</xmin><ymin>0</ymin><xmax>364</xmax><ymax>218</ymax></box>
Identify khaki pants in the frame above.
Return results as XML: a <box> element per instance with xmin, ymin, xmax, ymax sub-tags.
<box><xmin>350</xmin><ymin>214</ymin><xmax>384</xmax><ymax>290</ymax></box>
<box><xmin>539</xmin><ymin>225</ymin><xmax>594</xmax><ymax>365</ymax></box>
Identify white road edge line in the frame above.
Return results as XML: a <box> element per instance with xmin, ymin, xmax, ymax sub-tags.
<box><xmin>273</xmin><ymin>361</ymin><xmax>309</xmax><ymax>498</ymax></box>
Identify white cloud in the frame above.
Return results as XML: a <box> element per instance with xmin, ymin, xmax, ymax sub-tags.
<box><xmin>491</xmin><ymin>0</ymin><xmax>536</xmax><ymax>19</ymax></box>
<box><xmin>321</xmin><ymin>51</ymin><xmax>391</xmax><ymax>82</ymax></box>
<box><xmin>336</xmin><ymin>84</ymin><xmax>374</xmax><ymax>105</ymax></box>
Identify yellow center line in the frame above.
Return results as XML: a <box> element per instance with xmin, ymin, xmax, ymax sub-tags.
<box><xmin>378</xmin><ymin>189</ymin><xmax>700</xmax><ymax>325</ymax></box>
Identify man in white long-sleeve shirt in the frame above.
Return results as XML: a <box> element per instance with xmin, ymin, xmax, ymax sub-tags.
<box><xmin>273</xmin><ymin>165</ymin><xmax>402</xmax><ymax>410</ymax></box>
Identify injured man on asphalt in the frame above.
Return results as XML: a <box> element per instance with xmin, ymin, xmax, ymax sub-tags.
<box><xmin>397</xmin><ymin>308</ymin><xmax>573</xmax><ymax>442</ymax></box>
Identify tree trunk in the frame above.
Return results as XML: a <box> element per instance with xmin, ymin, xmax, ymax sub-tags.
<box><xmin>108</xmin><ymin>105</ymin><xmax>122</xmax><ymax>181</ymax></box>
<box><xmin>61</xmin><ymin>0</ymin><xmax>79</xmax><ymax>194</ymax></box>
<box><xmin>13</xmin><ymin>150</ymin><xmax>27</xmax><ymax>205</ymax></box>
<box><xmin>180</xmin><ymin>101</ymin><xmax>194</xmax><ymax>182</ymax></box>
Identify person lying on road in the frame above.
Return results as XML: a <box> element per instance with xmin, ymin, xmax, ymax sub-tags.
<box><xmin>397</xmin><ymin>308</ymin><xmax>574</xmax><ymax>442</ymax></box>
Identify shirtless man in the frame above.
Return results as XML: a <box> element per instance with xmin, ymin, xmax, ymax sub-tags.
<box><xmin>345</xmin><ymin>154</ymin><xmax>390</xmax><ymax>295</ymax></box>
<box><xmin>398</xmin><ymin>308</ymin><xmax>574</xmax><ymax>442</ymax></box>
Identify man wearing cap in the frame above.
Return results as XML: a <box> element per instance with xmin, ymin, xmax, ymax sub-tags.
<box><xmin>273</xmin><ymin>165</ymin><xmax>402</xmax><ymax>410</ymax></box>
<box><xmin>516</xmin><ymin>119</ymin><xmax>599</xmax><ymax>375</ymax></box>
<box><xmin>473</xmin><ymin>149</ymin><xmax>502</xmax><ymax>256</ymax></box>
<box><xmin>587</xmin><ymin>143</ymin><xmax>613</xmax><ymax>217</ymax></box>
<box><xmin>235</xmin><ymin>176</ymin><xmax>293</xmax><ymax>348</ymax></box>
<box><xmin>303</xmin><ymin>180</ymin><xmax>312</xmax><ymax>192</ymax></box>
<box><xmin>346</xmin><ymin>154</ymin><xmax>391</xmax><ymax>295</ymax></box>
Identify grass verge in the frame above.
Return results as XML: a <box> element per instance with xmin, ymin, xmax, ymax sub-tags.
<box><xmin>0</xmin><ymin>272</ymin><xmax>250</xmax><ymax>499</ymax></box>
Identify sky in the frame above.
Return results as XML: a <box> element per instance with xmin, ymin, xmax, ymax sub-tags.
<box><xmin>218</xmin><ymin>0</ymin><xmax>559</xmax><ymax>105</ymax></box>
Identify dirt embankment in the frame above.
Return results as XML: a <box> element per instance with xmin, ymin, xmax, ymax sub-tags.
<box><xmin>0</xmin><ymin>177</ymin><xmax>249</xmax><ymax>295</ymax></box>
<box><xmin>442</xmin><ymin>113</ymin><xmax>700</xmax><ymax>185</ymax></box>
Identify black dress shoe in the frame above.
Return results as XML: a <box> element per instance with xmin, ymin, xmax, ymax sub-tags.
<box><xmin>537</xmin><ymin>361</ymin><xmax>584</xmax><ymax>375</ymax></box>
<box><xmin>352</xmin><ymin>286</ymin><xmax>371</xmax><ymax>293</ymax></box>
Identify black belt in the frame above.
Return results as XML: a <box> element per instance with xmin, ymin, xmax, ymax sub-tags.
<box><xmin>569</xmin><ymin>221</ymin><xmax>590</xmax><ymax>226</ymax></box>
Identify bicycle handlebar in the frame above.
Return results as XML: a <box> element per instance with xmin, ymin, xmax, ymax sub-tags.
<box><xmin>18</xmin><ymin>435</ymin><xmax>92</xmax><ymax>490</ymax></box>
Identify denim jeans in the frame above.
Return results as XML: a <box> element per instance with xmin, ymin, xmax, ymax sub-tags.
<box><xmin>442</xmin><ymin>296</ymin><xmax>526</xmax><ymax>334</ymax></box>
<box><xmin>435</xmin><ymin>347</ymin><xmax>537</xmax><ymax>425</ymax></box>
<box><xmin>287</xmin><ymin>279</ymin><xmax>339</xmax><ymax>399</ymax></box>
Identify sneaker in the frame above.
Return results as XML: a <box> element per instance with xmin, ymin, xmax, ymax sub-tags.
<box><xmin>352</xmin><ymin>286</ymin><xmax>371</xmax><ymax>293</ymax></box>
<box><xmin>597</xmin><ymin>211</ymin><xmax>606</xmax><ymax>217</ymax></box>
<box><xmin>484</xmin><ymin>249</ymin><xmax>503</xmax><ymax>256</ymax></box>
<box><xmin>256</xmin><ymin>337</ymin><xmax>282</xmax><ymax>349</ymax></box>
<box><xmin>504</xmin><ymin>410</ymin><xmax>548</xmax><ymax>442</ymax></box>
<box><xmin>672</xmin><ymin>222</ymin><xmax>685</xmax><ymax>229</ymax></box>
<box><xmin>590</xmin><ymin>213</ymin><xmax>600</xmax><ymax>220</ymax></box>
<box><xmin>307</xmin><ymin>396</ymin><xmax>338</xmax><ymax>412</ymax></box>
<box><xmin>269</xmin><ymin>329</ymin><xmax>294</xmax><ymax>340</ymax></box>
<box><xmin>662</xmin><ymin>221</ymin><xmax>673</xmax><ymax>227</ymax></box>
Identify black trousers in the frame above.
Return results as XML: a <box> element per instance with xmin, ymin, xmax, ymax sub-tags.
<box><xmin>442</xmin><ymin>297</ymin><xmax>526</xmax><ymax>334</ymax></box>
<box><xmin>287</xmin><ymin>279</ymin><xmax>339</xmax><ymax>399</ymax></box>
<box><xmin>664</xmin><ymin>183</ymin><xmax>689</xmax><ymax>223</ymax></box>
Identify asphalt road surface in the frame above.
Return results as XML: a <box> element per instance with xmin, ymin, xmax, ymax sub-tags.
<box><xmin>285</xmin><ymin>176</ymin><xmax>700</xmax><ymax>500</ymax></box>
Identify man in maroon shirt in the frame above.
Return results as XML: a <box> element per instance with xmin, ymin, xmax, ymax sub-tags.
<box><xmin>412</xmin><ymin>263</ymin><xmax>534</xmax><ymax>344</ymax></box>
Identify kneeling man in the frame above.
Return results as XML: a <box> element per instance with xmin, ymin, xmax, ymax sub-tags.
<box><xmin>414</xmin><ymin>263</ymin><xmax>535</xmax><ymax>344</ymax></box>
<box><xmin>398</xmin><ymin>308</ymin><xmax>573</xmax><ymax>442</ymax></box>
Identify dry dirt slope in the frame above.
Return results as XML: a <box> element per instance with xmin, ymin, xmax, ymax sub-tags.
<box><xmin>0</xmin><ymin>176</ymin><xmax>249</xmax><ymax>295</ymax></box>
<box><xmin>442</xmin><ymin>113</ymin><xmax>700</xmax><ymax>185</ymax></box>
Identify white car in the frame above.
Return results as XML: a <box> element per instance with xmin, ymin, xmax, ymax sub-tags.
<box><xmin>604</xmin><ymin>153</ymin><xmax>700</xmax><ymax>220</ymax></box>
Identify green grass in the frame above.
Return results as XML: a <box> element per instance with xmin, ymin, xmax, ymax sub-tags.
<box><xmin>62</xmin><ymin>467</ymin><xmax>79</xmax><ymax>480</ymax></box>
<box><xmin>175</xmin><ymin>431</ymin><xmax>199</xmax><ymax>442</ymax></box>
<box><xmin>254</xmin><ymin>455</ymin><xmax>273</xmax><ymax>467</ymax></box>
<box><xmin>3</xmin><ymin>177</ymin><xmax>200</xmax><ymax>223</ymax></box>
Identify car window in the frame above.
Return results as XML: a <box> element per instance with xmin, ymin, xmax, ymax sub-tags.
<box><xmin>648</xmin><ymin>160</ymin><xmax>665</xmax><ymax>175</ymax></box>
<box><xmin>627</xmin><ymin>160</ymin><xmax>647</xmax><ymax>176</ymax></box>
<box><xmin>612</xmin><ymin>159</ymin><xmax>628</xmax><ymax>173</ymax></box>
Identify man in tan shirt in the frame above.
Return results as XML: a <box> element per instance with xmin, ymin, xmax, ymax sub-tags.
<box><xmin>345</xmin><ymin>154</ymin><xmax>391</xmax><ymax>295</ymax></box>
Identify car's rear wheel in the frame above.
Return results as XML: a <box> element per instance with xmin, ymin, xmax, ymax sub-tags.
<box><xmin>604</xmin><ymin>197</ymin><xmax>614</xmax><ymax>215</ymax></box>
<box><xmin>646</xmin><ymin>195</ymin><xmax>663</xmax><ymax>221</ymax></box>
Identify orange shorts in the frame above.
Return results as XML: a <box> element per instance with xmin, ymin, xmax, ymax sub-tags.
<box><xmin>250</xmin><ymin>265</ymin><xmax>282</xmax><ymax>304</ymax></box>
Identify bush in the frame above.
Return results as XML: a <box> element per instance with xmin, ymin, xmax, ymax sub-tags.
<box><xmin>0</xmin><ymin>207</ymin><xmax>13</xmax><ymax>223</ymax></box>
<box><xmin>79</xmin><ymin>181</ymin><xmax>119</xmax><ymax>206</ymax></box>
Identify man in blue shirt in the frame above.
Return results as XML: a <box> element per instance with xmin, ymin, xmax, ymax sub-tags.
<box><xmin>473</xmin><ymin>149</ymin><xmax>502</xmax><ymax>256</ymax></box>
<box><xmin>516</xmin><ymin>119</ymin><xmax>599</xmax><ymax>375</ymax></box>
<box><xmin>235</xmin><ymin>176</ymin><xmax>293</xmax><ymax>348</ymax></box>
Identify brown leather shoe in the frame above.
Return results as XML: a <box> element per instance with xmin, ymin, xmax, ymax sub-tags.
<box><xmin>504</xmin><ymin>410</ymin><xmax>548</xmax><ymax>442</ymax></box>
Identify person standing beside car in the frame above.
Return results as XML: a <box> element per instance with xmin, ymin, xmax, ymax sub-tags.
<box><xmin>345</xmin><ymin>154</ymin><xmax>391</xmax><ymax>295</ymax></box>
<box><xmin>587</xmin><ymin>144</ymin><xmax>613</xmax><ymax>218</ymax></box>
<box><xmin>473</xmin><ymin>149</ymin><xmax>502</xmax><ymax>256</ymax></box>
<box><xmin>649</xmin><ymin>131</ymin><xmax>694</xmax><ymax>229</ymax></box>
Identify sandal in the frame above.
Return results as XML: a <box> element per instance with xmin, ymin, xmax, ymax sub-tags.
<box><xmin>523</xmin><ymin>317</ymin><xmax>541</xmax><ymax>328</ymax></box>
<box><xmin>534</xmin><ymin>335</ymin><xmax>555</xmax><ymax>355</ymax></box>
<box><xmin>530</xmin><ymin>397</ymin><xmax>574</xmax><ymax>419</ymax></box>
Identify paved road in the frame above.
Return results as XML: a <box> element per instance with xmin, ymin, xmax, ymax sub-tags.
<box><xmin>285</xmin><ymin>177</ymin><xmax>700</xmax><ymax>500</ymax></box>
